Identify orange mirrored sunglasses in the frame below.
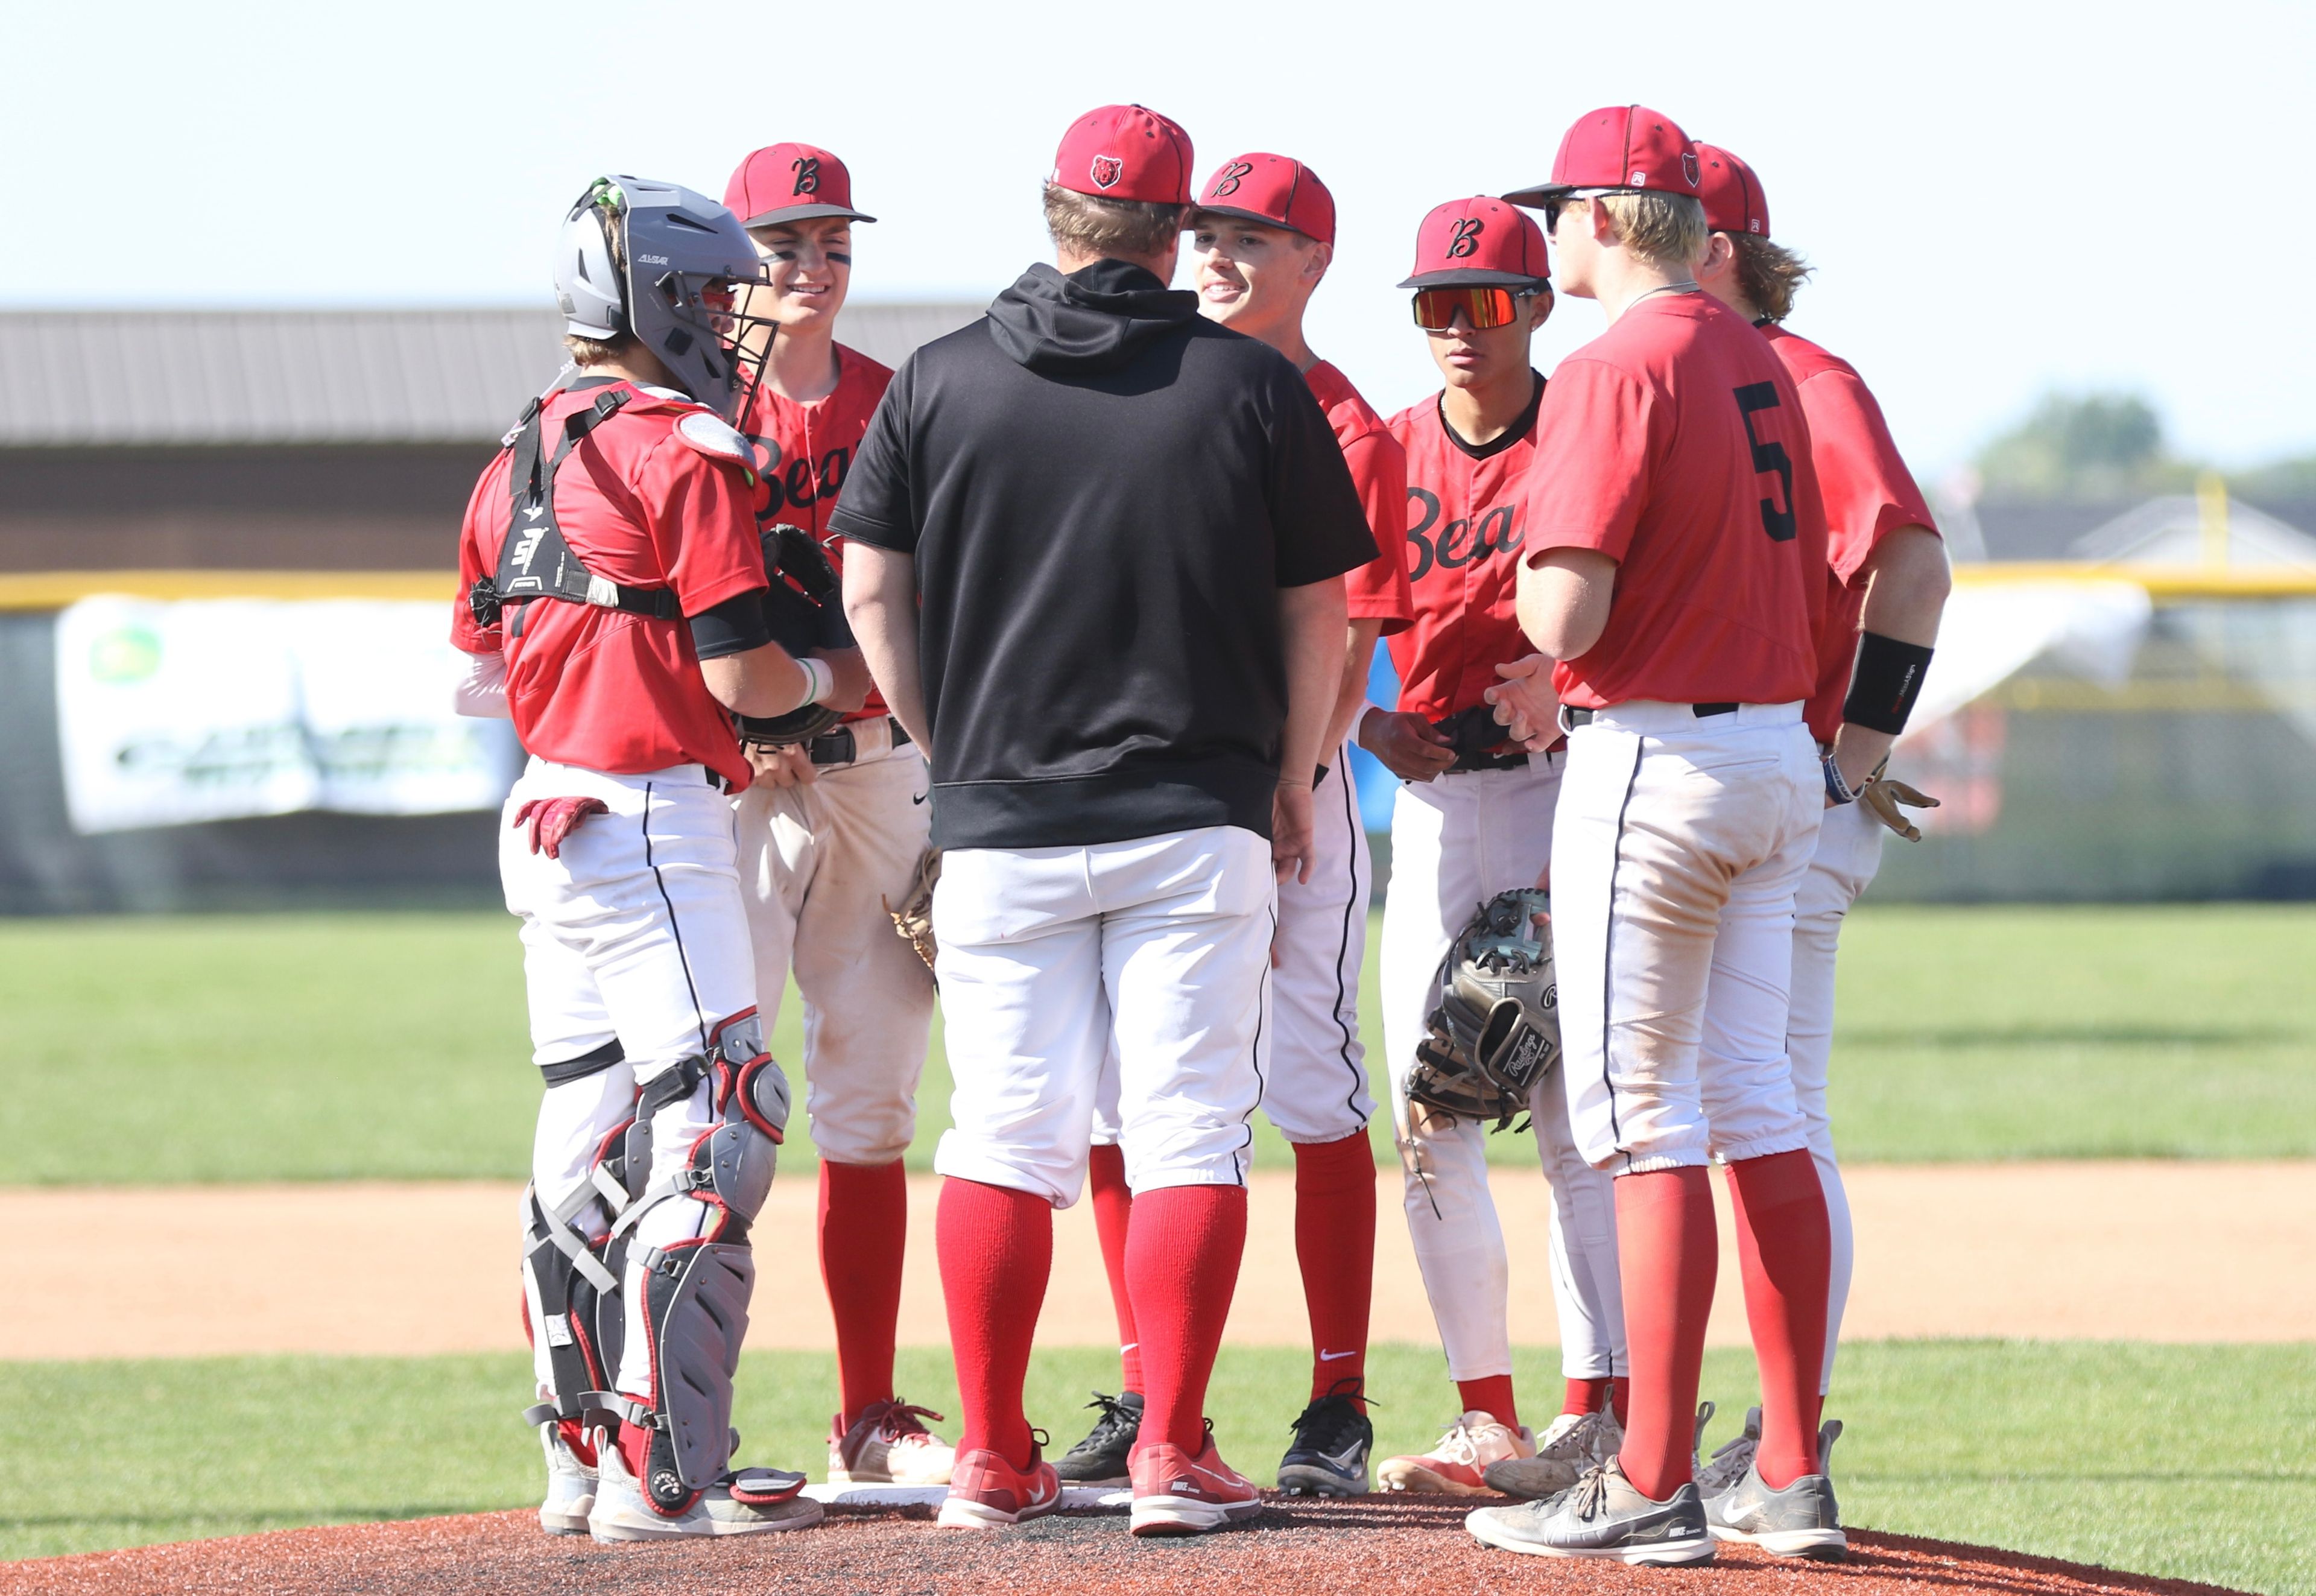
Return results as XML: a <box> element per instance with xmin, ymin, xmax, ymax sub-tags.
<box><xmin>1412</xmin><ymin>286</ymin><xmax>1532</xmax><ymax>332</ymax></box>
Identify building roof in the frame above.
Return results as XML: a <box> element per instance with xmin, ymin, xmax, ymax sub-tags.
<box><xmin>0</xmin><ymin>305</ymin><xmax>984</xmax><ymax>447</ymax></box>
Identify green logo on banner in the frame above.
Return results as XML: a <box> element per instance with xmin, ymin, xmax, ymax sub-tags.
<box><xmin>88</xmin><ymin>626</ymin><xmax>162</xmax><ymax>684</ymax></box>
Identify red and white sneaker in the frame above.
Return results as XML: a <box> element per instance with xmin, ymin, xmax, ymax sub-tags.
<box><xmin>1128</xmin><ymin>1422</ymin><xmax>1263</xmax><ymax>1537</ymax></box>
<box><xmin>828</xmin><ymin>1399</ymin><xmax>958</xmax><ymax>1485</ymax></box>
<box><xmin>936</xmin><ymin>1440</ymin><xmax>1061</xmax><ymax>1529</ymax></box>
<box><xmin>1376</xmin><ymin>1410</ymin><xmax>1536</xmax><ymax>1496</ymax></box>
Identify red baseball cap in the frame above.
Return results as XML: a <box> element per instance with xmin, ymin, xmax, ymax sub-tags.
<box><xmin>1503</xmin><ymin>104</ymin><xmax>1701</xmax><ymax>209</ymax></box>
<box><xmin>1050</xmin><ymin>104</ymin><xmax>1194</xmax><ymax>205</ymax></box>
<box><xmin>1192</xmin><ymin>153</ymin><xmax>1335</xmax><ymax>245</ymax></box>
<box><xmin>725</xmin><ymin>143</ymin><xmax>876</xmax><ymax>229</ymax></box>
<box><xmin>1397</xmin><ymin>197</ymin><xmax>1549</xmax><ymax>290</ymax></box>
<box><xmin>1693</xmin><ymin>143</ymin><xmax>1771</xmax><ymax>238</ymax></box>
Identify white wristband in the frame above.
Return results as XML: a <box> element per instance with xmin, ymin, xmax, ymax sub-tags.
<box><xmin>797</xmin><ymin>656</ymin><xmax>835</xmax><ymax>707</ymax></box>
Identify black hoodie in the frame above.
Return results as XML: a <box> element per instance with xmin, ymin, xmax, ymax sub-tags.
<box><xmin>830</xmin><ymin>259</ymin><xmax>1378</xmax><ymax>850</ymax></box>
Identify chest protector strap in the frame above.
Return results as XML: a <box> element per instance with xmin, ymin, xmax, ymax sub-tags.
<box><xmin>470</xmin><ymin>388</ymin><xmax>683</xmax><ymax>627</ymax></box>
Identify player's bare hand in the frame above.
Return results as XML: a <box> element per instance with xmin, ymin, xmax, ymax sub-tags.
<box><xmin>747</xmin><ymin>743</ymin><xmax>818</xmax><ymax>790</ymax></box>
<box><xmin>1859</xmin><ymin>774</ymin><xmax>1939</xmax><ymax>841</ymax></box>
<box><xmin>512</xmin><ymin>796</ymin><xmax>608</xmax><ymax>860</ymax></box>
<box><xmin>1484</xmin><ymin>655</ymin><xmax>1560</xmax><ymax>752</ymax></box>
<box><xmin>1358</xmin><ymin>709</ymin><xmax>1457</xmax><ymax>784</ymax></box>
<box><xmin>1271</xmin><ymin>781</ymin><xmax>1316</xmax><ymax>886</ymax></box>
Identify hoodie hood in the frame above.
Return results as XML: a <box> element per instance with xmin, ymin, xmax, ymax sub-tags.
<box><xmin>986</xmin><ymin>259</ymin><xmax>1200</xmax><ymax>376</ymax></box>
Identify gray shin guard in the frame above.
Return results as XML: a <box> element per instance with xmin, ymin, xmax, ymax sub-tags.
<box><xmin>615</xmin><ymin>1016</ymin><xmax>792</xmax><ymax>1503</ymax></box>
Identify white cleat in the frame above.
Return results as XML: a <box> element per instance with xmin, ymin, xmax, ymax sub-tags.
<box><xmin>538</xmin><ymin>1422</ymin><xmax>596</xmax><ymax>1536</ymax></box>
<box><xmin>587</xmin><ymin>1428</ymin><xmax>824</xmax><ymax>1542</ymax></box>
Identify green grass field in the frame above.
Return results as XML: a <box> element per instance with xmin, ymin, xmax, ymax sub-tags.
<box><xmin>2</xmin><ymin>905</ymin><xmax>2311</xmax><ymax>1182</ymax></box>
<box><xmin>10</xmin><ymin>1341</ymin><xmax>2310</xmax><ymax>1594</ymax></box>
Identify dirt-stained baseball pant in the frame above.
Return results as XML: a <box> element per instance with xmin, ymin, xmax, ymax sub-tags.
<box><xmin>500</xmin><ymin>758</ymin><xmax>761</xmax><ymax>1402</ymax></box>
<box><xmin>1089</xmin><ymin>747</ymin><xmax>1372</xmax><ymax>1147</ymax></box>
<box><xmin>933</xmin><ymin>826</ymin><xmax>1274</xmax><ymax>1206</ymax></box>
<box><xmin>1551</xmin><ymin>703</ymin><xmax>1823</xmax><ymax>1174</ymax></box>
<box><xmin>1379</xmin><ymin>753</ymin><xmax>1627</xmax><ymax>1384</ymax></box>
<box><xmin>733</xmin><ymin>721</ymin><xmax>934</xmax><ymax>1165</ymax></box>
<box><xmin>1785</xmin><ymin>792</ymin><xmax>1883</xmax><ymax>1392</ymax></box>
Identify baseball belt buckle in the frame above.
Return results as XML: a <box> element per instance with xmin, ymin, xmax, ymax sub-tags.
<box><xmin>805</xmin><ymin>727</ymin><xmax>858</xmax><ymax>767</ymax></box>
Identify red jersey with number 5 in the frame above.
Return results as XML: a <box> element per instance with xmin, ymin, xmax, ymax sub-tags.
<box><xmin>1761</xmin><ymin>325</ymin><xmax>1940</xmax><ymax>744</ymax></box>
<box><xmin>736</xmin><ymin>343</ymin><xmax>893</xmax><ymax>720</ymax></box>
<box><xmin>1382</xmin><ymin>375</ymin><xmax>1545</xmax><ymax>721</ymax></box>
<box><xmin>1523</xmin><ymin>293</ymin><xmax>1826</xmax><ymax>708</ymax></box>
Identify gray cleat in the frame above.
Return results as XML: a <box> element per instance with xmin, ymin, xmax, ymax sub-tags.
<box><xmin>1703</xmin><ymin>1419</ymin><xmax>1846</xmax><ymax>1561</ymax></box>
<box><xmin>1695</xmin><ymin>1402</ymin><xmax>1760</xmax><ymax>1496</ymax></box>
<box><xmin>1466</xmin><ymin>1458</ymin><xmax>1715</xmax><ymax>1566</ymax></box>
<box><xmin>1483</xmin><ymin>1407</ymin><xmax>1623</xmax><ymax>1500</ymax></box>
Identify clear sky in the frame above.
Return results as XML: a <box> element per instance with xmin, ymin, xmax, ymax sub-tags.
<box><xmin>8</xmin><ymin>0</ymin><xmax>2310</xmax><ymax>481</ymax></box>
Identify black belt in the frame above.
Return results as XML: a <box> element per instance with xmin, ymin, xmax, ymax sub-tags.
<box><xmin>805</xmin><ymin>717</ymin><xmax>913</xmax><ymax>767</ymax></box>
<box><xmin>1563</xmin><ymin>702</ymin><xmax>1739</xmax><ymax>729</ymax></box>
<box><xmin>1449</xmin><ymin>748</ymin><xmax>1530</xmax><ymax>773</ymax></box>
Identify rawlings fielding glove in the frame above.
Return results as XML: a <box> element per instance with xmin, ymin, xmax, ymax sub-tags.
<box><xmin>1405</xmin><ymin>888</ymin><xmax>1561</xmax><ymax>1133</ymax></box>
<box><xmin>883</xmin><ymin>849</ymin><xmax>940</xmax><ymax>974</ymax></box>
<box><xmin>737</xmin><ymin>524</ymin><xmax>850</xmax><ymax>750</ymax></box>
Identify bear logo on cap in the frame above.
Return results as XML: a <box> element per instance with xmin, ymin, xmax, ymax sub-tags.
<box><xmin>1090</xmin><ymin>155</ymin><xmax>1123</xmax><ymax>190</ymax></box>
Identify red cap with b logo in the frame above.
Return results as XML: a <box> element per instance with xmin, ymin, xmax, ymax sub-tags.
<box><xmin>1050</xmin><ymin>104</ymin><xmax>1195</xmax><ymax>205</ymax></box>
<box><xmin>1693</xmin><ymin>143</ymin><xmax>1771</xmax><ymax>238</ymax></box>
<box><xmin>1397</xmin><ymin>197</ymin><xmax>1549</xmax><ymax>290</ymax></box>
<box><xmin>1502</xmin><ymin>104</ymin><xmax>1701</xmax><ymax>209</ymax></box>
<box><xmin>724</xmin><ymin>143</ymin><xmax>877</xmax><ymax>229</ymax></box>
<box><xmin>1194</xmin><ymin>153</ymin><xmax>1335</xmax><ymax>245</ymax></box>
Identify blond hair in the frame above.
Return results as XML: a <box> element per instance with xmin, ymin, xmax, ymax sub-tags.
<box><xmin>1042</xmin><ymin>183</ymin><xmax>1186</xmax><ymax>263</ymax></box>
<box><xmin>1732</xmin><ymin>233</ymin><xmax>1814</xmax><ymax>324</ymax></box>
<box><xmin>1596</xmin><ymin>191</ymin><xmax>1707</xmax><ymax>269</ymax></box>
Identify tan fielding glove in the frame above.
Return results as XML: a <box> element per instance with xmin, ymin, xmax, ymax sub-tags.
<box><xmin>884</xmin><ymin>849</ymin><xmax>941</xmax><ymax>973</ymax></box>
<box><xmin>1858</xmin><ymin>769</ymin><xmax>1939</xmax><ymax>841</ymax></box>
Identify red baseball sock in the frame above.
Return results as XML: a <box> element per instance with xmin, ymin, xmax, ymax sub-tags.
<box><xmin>935</xmin><ymin>1176</ymin><xmax>1051</xmax><ymax>1469</ymax></box>
<box><xmin>1613</xmin><ymin>1167</ymin><xmax>1718</xmax><ymax>1501</ymax></box>
<box><xmin>1563</xmin><ymin>1376</ymin><xmax>1612</xmax><ymax>1418</ymax></box>
<box><xmin>820</xmin><ymin>1159</ymin><xmax>908</xmax><ymax>1429</ymax></box>
<box><xmin>1125</xmin><ymin>1183</ymin><xmax>1248</xmax><ymax>1455</ymax></box>
<box><xmin>1457</xmin><ymin>1375</ymin><xmax>1519</xmax><ymax>1433</ymax></box>
<box><xmin>1726</xmin><ymin>1150</ymin><xmax>1832</xmax><ymax>1490</ymax></box>
<box><xmin>1610</xmin><ymin>1375</ymin><xmax>1630</xmax><ymax>1427</ymax></box>
<box><xmin>1087</xmin><ymin>1142</ymin><xmax>1142</xmax><ymax>1392</ymax></box>
<box><xmin>1292</xmin><ymin>1132</ymin><xmax>1376</xmax><ymax>1405</ymax></box>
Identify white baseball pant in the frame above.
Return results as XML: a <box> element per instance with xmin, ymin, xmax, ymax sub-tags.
<box><xmin>1379</xmin><ymin>755</ymin><xmax>1627</xmax><ymax>1384</ymax></box>
<box><xmin>1551</xmin><ymin>703</ymin><xmax>1823</xmax><ymax>1175</ymax></box>
<box><xmin>1786</xmin><ymin>791</ymin><xmax>1884</xmax><ymax>1392</ymax></box>
<box><xmin>499</xmin><ymin>758</ymin><xmax>761</xmax><ymax>1400</ymax></box>
<box><xmin>932</xmin><ymin>826</ymin><xmax>1274</xmax><ymax>1207</ymax></box>
<box><xmin>1089</xmin><ymin>747</ymin><xmax>1373</xmax><ymax>1147</ymax></box>
<box><xmin>733</xmin><ymin>721</ymin><xmax>935</xmax><ymax>1166</ymax></box>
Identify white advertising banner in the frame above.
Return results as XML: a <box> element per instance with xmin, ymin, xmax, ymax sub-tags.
<box><xmin>54</xmin><ymin>596</ymin><xmax>517</xmax><ymax>835</ymax></box>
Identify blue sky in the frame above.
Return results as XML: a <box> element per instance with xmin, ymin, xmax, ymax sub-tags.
<box><xmin>9</xmin><ymin>0</ymin><xmax>2311</xmax><ymax>480</ymax></box>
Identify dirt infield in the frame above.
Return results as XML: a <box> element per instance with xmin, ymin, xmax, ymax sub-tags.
<box><xmin>0</xmin><ymin>1499</ymin><xmax>2251</xmax><ymax>1596</ymax></box>
<box><xmin>5</xmin><ymin>1163</ymin><xmax>2311</xmax><ymax>1359</ymax></box>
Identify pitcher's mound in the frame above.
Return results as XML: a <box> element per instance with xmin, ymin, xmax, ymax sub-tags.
<box><xmin>0</xmin><ymin>1498</ymin><xmax>2248</xmax><ymax>1596</ymax></box>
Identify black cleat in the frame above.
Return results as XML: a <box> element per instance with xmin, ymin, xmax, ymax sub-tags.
<box><xmin>1052</xmin><ymin>1390</ymin><xmax>1142</xmax><ymax>1487</ymax></box>
<box><xmin>1277</xmin><ymin>1379</ymin><xmax>1373</xmax><ymax>1496</ymax></box>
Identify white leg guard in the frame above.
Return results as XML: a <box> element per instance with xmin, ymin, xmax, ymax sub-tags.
<box><xmin>606</xmin><ymin>1010</ymin><xmax>795</xmax><ymax>1515</ymax></box>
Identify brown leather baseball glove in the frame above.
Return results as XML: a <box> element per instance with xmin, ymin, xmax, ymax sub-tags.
<box><xmin>884</xmin><ymin>849</ymin><xmax>941</xmax><ymax>974</ymax></box>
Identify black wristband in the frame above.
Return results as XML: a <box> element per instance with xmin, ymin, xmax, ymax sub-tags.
<box><xmin>1842</xmin><ymin>631</ymin><xmax>1935</xmax><ymax>735</ymax></box>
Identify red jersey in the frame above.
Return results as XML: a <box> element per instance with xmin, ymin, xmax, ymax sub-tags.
<box><xmin>1304</xmin><ymin>360</ymin><xmax>1414</xmax><ymax>638</ymax></box>
<box><xmin>1762</xmin><ymin>325</ymin><xmax>1940</xmax><ymax>744</ymax></box>
<box><xmin>452</xmin><ymin>379</ymin><xmax>767</xmax><ymax>791</ymax></box>
<box><xmin>1383</xmin><ymin>375</ymin><xmax>1546</xmax><ymax>721</ymax></box>
<box><xmin>1525</xmin><ymin>293</ymin><xmax>1827</xmax><ymax>709</ymax></box>
<box><xmin>737</xmin><ymin>343</ymin><xmax>894</xmax><ymax>721</ymax></box>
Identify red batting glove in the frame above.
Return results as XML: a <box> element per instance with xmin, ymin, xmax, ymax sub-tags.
<box><xmin>512</xmin><ymin>796</ymin><xmax>609</xmax><ymax>860</ymax></box>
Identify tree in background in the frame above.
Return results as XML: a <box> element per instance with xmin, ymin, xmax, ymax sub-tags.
<box><xmin>1974</xmin><ymin>392</ymin><xmax>2186</xmax><ymax>501</ymax></box>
